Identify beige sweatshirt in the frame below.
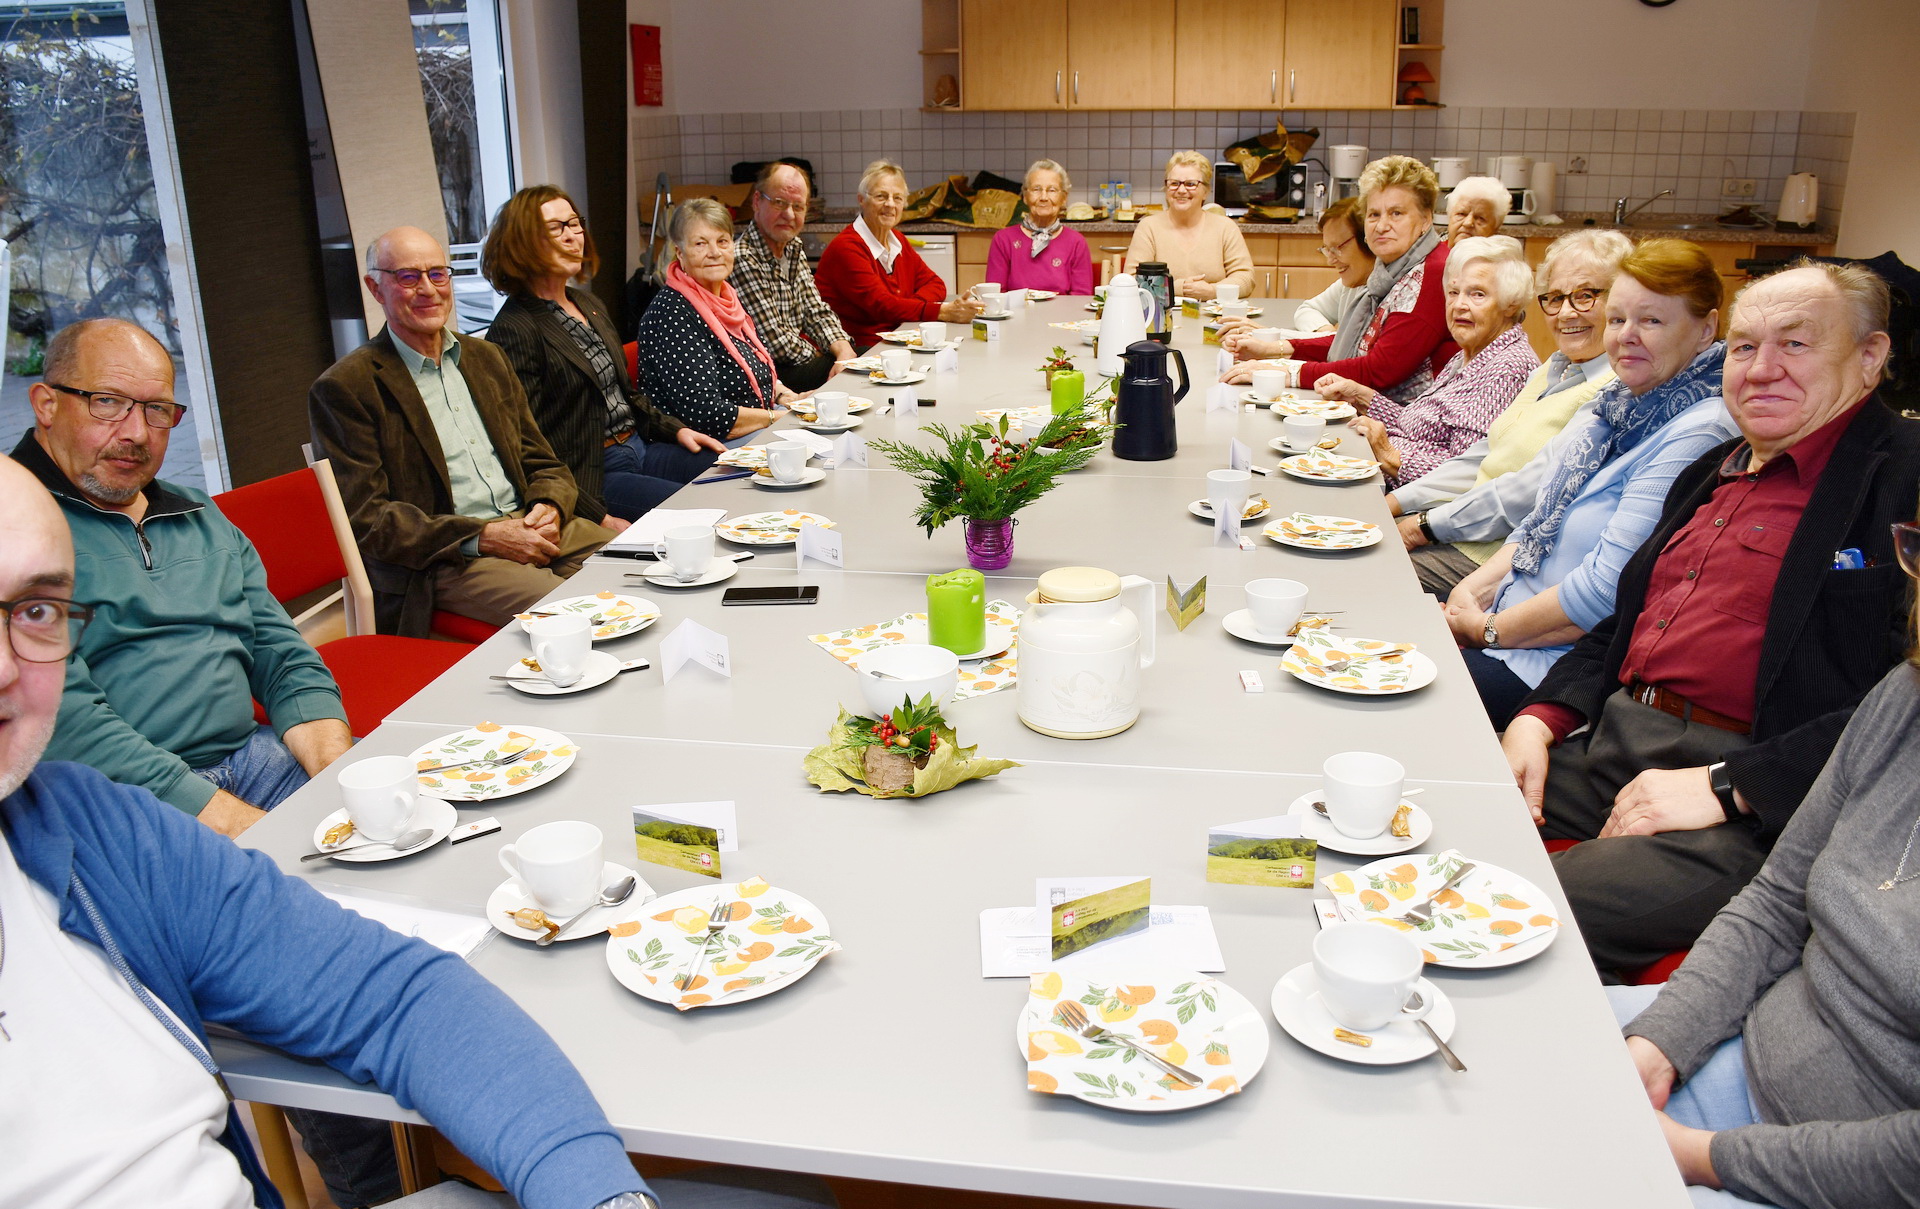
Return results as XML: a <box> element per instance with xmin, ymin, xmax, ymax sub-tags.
<box><xmin>1124</xmin><ymin>211</ymin><xmax>1256</xmax><ymax>294</ymax></box>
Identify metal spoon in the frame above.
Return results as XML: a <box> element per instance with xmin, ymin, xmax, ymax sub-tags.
<box><xmin>536</xmin><ymin>875</ymin><xmax>639</xmax><ymax>946</ymax></box>
<box><xmin>1406</xmin><ymin>990</ymin><xmax>1465</xmax><ymax>1072</ymax></box>
<box><xmin>301</xmin><ymin>827</ymin><xmax>435</xmax><ymax>862</ymax></box>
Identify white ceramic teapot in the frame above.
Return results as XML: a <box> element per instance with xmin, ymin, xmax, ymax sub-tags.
<box><xmin>1016</xmin><ymin>567</ymin><xmax>1157</xmax><ymax>739</ymax></box>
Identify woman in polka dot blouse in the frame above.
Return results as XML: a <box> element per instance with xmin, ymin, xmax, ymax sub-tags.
<box><xmin>638</xmin><ymin>198</ymin><xmax>799</xmax><ymax>441</ymax></box>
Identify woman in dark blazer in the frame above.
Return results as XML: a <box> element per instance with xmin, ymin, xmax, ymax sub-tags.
<box><xmin>483</xmin><ymin>185</ymin><xmax>723</xmax><ymax>525</ymax></box>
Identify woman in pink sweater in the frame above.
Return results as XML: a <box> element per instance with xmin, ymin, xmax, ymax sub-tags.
<box><xmin>816</xmin><ymin>160</ymin><xmax>981</xmax><ymax>348</ymax></box>
<box><xmin>984</xmin><ymin>160</ymin><xmax>1094</xmax><ymax>296</ymax></box>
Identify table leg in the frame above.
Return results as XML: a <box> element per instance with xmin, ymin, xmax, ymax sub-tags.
<box><xmin>246</xmin><ymin>1103</ymin><xmax>311</xmax><ymax>1209</ymax></box>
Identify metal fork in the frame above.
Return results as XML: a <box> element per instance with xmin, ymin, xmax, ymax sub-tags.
<box><xmin>674</xmin><ymin>897</ymin><xmax>732</xmax><ymax>993</ymax></box>
<box><xmin>1053</xmin><ymin>999</ymin><xmax>1206</xmax><ymax>1086</ymax></box>
<box><xmin>1320</xmin><ymin>648</ymin><xmax>1413</xmax><ymax>675</ymax></box>
<box><xmin>415</xmin><ymin>749</ymin><xmax>533</xmax><ymax>776</ymax></box>
<box><xmin>1396</xmin><ymin>860</ymin><xmax>1479</xmax><ymax>926</ymax></box>
<box><xmin>526</xmin><ymin>610</ymin><xmax>609</xmax><ymax>624</ymax></box>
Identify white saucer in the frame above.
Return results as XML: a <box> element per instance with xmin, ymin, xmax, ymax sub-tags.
<box><xmin>903</xmin><ymin>620</ymin><xmax>1016</xmax><ymax>661</ymax></box>
<box><xmin>1270</xmin><ymin>963</ymin><xmax>1456</xmax><ymax>1065</ymax></box>
<box><xmin>500</xmin><ymin>649</ymin><xmax>625</xmax><ymax>695</ymax></box>
<box><xmin>751</xmin><ymin>467</ymin><xmax>828</xmax><ymax>489</ymax></box>
<box><xmin>309</xmin><ymin>798</ymin><xmax>458</xmax><ymax>863</ymax></box>
<box><xmin>1286</xmin><ymin>791</ymin><xmax>1432</xmax><ymax>855</ymax></box>
<box><xmin>488</xmin><ymin>862</ymin><xmax>656</xmax><ymax>942</ymax></box>
<box><xmin>1221</xmin><ymin>609</ymin><xmax>1300</xmax><ymax>647</ymax></box>
<box><xmin>1269</xmin><ymin>437</ymin><xmax>1329</xmax><ymax>456</ymax></box>
<box><xmin>1188</xmin><ymin>498</ymin><xmax>1271</xmax><ymax>522</ymax></box>
<box><xmin>909</xmin><ymin>340</ymin><xmax>961</xmax><ymax>353</ymax></box>
<box><xmin>871</xmin><ymin>372</ymin><xmax>927</xmax><ymax>386</ymax></box>
<box><xmin>802</xmin><ymin>417</ymin><xmax>863</xmax><ymax>433</ymax></box>
<box><xmin>632</xmin><ymin>561</ymin><xmax>739</xmax><ymax>588</ymax></box>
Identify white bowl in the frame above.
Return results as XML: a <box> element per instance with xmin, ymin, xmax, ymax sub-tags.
<box><xmin>857</xmin><ymin>644</ymin><xmax>960</xmax><ymax>716</ymax></box>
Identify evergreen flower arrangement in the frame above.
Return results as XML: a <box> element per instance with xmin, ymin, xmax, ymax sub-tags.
<box><xmin>870</xmin><ymin>404</ymin><xmax>1106</xmax><ymax>534</ymax></box>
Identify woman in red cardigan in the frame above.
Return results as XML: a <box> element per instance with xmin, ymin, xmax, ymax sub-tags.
<box><xmin>1220</xmin><ymin>156</ymin><xmax>1458</xmax><ymax>403</ymax></box>
<box><xmin>816</xmin><ymin>160</ymin><xmax>982</xmax><ymax>349</ymax></box>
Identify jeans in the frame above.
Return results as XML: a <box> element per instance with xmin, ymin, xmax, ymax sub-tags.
<box><xmin>604</xmin><ymin>437</ymin><xmax>719</xmax><ymax>520</ymax></box>
<box><xmin>1609</xmin><ymin>984</ymin><xmax>1775</xmax><ymax>1207</ymax></box>
<box><xmin>1458</xmin><ymin>648</ymin><xmax>1532</xmax><ymax>731</ymax></box>
<box><xmin>386</xmin><ymin>1165</ymin><xmax>838</xmax><ymax>1209</ymax></box>
<box><xmin>191</xmin><ymin>724</ymin><xmax>310</xmax><ymax>809</ymax></box>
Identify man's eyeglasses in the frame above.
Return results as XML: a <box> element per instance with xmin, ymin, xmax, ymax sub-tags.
<box><xmin>1894</xmin><ymin>523</ymin><xmax>1920</xmax><ymax>579</ymax></box>
<box><xmin>545</xmin><ymin>217</ymin><xmax>585</xmax><ymax>237</ymax></box>
<box><xmin>46</xmin><ymin>384</ymin><xmax>187</xmax><ymax>429</ymax></box>
<box><xmin>1319</xmin><ymin>234</ymin><xmax>1358</xmax><ymax>262</ymax></box>
<box><xmin>756</xmin><ymin>192</ymin><xmax>808</xmax><ymax>216</ymax></box>
<box><xmin>1537</xmin><ymin>288</ymin><xmax>1607</xmax><ymax>315</ymax></box>
<box><xmin>2</xmin><ymin>597</ymin><xmax>94</xmax><ymax>663</ymax></box>
<box><xmin>369</xmin><ymin>266</ymin><xmax>453</xmax><ymax>290</ymax></box>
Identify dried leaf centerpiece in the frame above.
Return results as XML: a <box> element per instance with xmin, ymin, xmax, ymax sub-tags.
<box><xmin>803</xmin><ymin>696</ymin><xmax>1018</xmax><ymax>799</ymax></box>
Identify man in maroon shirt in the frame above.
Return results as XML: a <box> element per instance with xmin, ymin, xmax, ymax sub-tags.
<box><xmin>1500</xmin><ymin>263</ymin><xmax>1918</xmax><ymax>976</ymax></box>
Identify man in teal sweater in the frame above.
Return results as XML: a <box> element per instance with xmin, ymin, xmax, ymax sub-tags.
<box><xmin>11</xmin><ymin>319</ymin><xmax>352</xmax><ymax>839</ymax></box>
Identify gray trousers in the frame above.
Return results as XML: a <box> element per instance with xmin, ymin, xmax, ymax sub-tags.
<box><xmin>432</xmin><ymin>515</ymin><xmax>615</xmax><ymax>626</ymax></box>
<box><xmin>389</xmin><ymin>1166</ymin><xmax>837</xmax><ymax>1209</ymax></box>
<box><xmin>1410</xmin><ymin>542</ymin><xmax>1481</xmax><ymax>598</ymax></box>
<box><xmin>1543</xmin><ymin>690</ymin><xmax>1769</xmax><ymax>975</ymax></box>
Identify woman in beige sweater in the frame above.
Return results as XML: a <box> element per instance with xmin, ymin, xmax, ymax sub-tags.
<box><xmin>1123</xmin><ymin>151</ymin><xmax>1255</xmax><ymax>301</ymax></box>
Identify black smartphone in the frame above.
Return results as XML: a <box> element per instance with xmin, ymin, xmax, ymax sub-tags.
<box><xmin>721</xmin><ymin>586</ymin><xmax>820</xmax><ymax>606</ymax></box>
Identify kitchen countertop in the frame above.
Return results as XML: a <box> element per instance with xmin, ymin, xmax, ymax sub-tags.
<box><xmin>803</xmin><ymin>209</ymin><xmax>1831</xmax><ymax>245</ymax></box>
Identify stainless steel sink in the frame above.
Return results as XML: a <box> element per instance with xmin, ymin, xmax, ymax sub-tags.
<box><xmin>1628</xmin><ymin>220</ymin><xmax>1708</xmax><ymax>230</ymax></box>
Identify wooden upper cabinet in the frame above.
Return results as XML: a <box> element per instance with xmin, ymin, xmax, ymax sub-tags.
<box><xmin>1065</xmin><ymin>0</ymin><xmax>1174</xmax><ymax>109</ymax></box>
<box><xmin>961</xmin><ymin>0</ymin><xmax>1066</xmax><ymax>109</ymax></box>
<box><xmin>1284</xmin><ymin>0</ymin><xmax>1394</xmax><ymax>109</ymax></box>
<box><xmin>1173</xmin><ymin>0</ymin><xmax>1286</xmax><ymax>110</ymax></box>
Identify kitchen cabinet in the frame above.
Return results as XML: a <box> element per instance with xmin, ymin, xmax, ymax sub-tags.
<box><xmin>1173</xmin><ymin>0</ymin><xmax>1286</xmax><ymax>109</ymax></box>
<box><xmin>1245</xmin><ymin>234</ymin><xmax>1339</xmax><ymax>303</ymax></box>
<box><xmin>1067</xmin><ymin>0</ymin><xmax>1174</xmax><ymax>108</ymax></box>
<box><xmin>1283</xmin><ymin>0</ymin><xmax>1394</xmax><ymax>109</ymax></box>
<box><xmin>959</xmin><ymin>0</ymin><xmax>1066</xmax><ymax>110</ymax></box>
<box><xmin>956</xmin><ymin>231</ymin><xmax>993</xmax><ymax>293</ymax></box>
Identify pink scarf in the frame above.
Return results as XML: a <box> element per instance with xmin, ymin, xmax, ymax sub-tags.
<box><xmin>666</xmin><ymin>260</ymin><xmax>777</xmax><ymax>402</ymax></box>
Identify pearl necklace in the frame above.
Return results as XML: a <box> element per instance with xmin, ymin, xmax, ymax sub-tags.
<box><xmin>1879</xmin><ymin>810</ymin><xmax>1920</xmax><ymax>891</ymax></box>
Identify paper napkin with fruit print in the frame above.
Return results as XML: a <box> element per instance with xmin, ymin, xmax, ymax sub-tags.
<box><xmin>1322</xmin><ymin>849</ymin><xmax>1560</xmax><ymax>964</ymax></box>
<box><xmin>1023</xmin><ymin>972</ymin><xmax>1240</xmax><ymax>1106</ymax></box>
<box><xmin>808</xmin><ymin>602</ymin><xmax>1022</xmax><ymax>698</ymax></box>
<box><xmin>1280</xmin><ymin>629</ymin><xmax>1417</xmax><ymax>693</ymax></box>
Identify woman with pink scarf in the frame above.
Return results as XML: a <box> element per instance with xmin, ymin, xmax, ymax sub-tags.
<box><xmin>638</xmin><ymin>198</ymin><xmax>799</xmax><ymax>440</ymax></box>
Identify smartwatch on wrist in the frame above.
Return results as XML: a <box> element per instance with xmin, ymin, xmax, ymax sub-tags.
<box><xmin>1708</xmin><ymin>761</ymin><xmax>1742</xmax><ymax>823</ymax></box>
<box><xmin>1416</xmin><ymin>512</ymin><xmax>1438</xmax><ymax>543</ymax></box>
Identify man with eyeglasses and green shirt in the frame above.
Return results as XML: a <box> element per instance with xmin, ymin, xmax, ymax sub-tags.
<box><xmin>9</xmin><ymin>318</ymin><xmax>352</xmax><ymax>839</ymax></box>
<box><xmin>731</xmin><ymin>161</ymin><xmax>856</xmax><ymax>391</ymax></box>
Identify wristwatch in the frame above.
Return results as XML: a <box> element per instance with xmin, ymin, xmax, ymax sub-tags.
<box><xmin>1481</xmin><ymin>613</ymin><xmax>1500</xmax><ymax>649</ymax></box>
<box><xmin>1416</xmin><ymin>512</ymin><xmax>1438</xmax><ymax>543</ymax></box>
<box><xmin>595</xmin><ymin>1194</ymin><xmax>661</xmax><ymax>1209</ymax></box>
<box><xmin>1707</xmin><ymin>761</ymin><xmax>1742</xmax><ymax>823</ymax></box>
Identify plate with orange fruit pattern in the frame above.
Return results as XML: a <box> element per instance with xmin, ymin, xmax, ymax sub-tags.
<box><xmin>408</xmin><ymin>723</ymin><xmax>579</xmax><ymax>801</ymax></box>
<box><xmin>605</xmin><ymin>878</ymin><xmax>839</xmax><ymax>1011</ymax></box>
<box><xmin>1323</xmin><ymin>851</ymin><xmax>1561</xmax><ymax>969</ymax></box>
<box><xmin>1016</xmin><ymin>969</ymin><xmax>1268</xmax><ymax>1112</ymax></box>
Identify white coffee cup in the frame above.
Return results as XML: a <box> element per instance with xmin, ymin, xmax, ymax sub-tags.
<box><xmin>767</xmin><ymin>440</ymin><xmax>809</xmax><ymax>484</ymax></box>
<box><xmin>1251</xmin><ymin>368</ymin><xmax>1288</xmax><ymax>401</ymax></box>
<box><xmin>984</xmin><ymin>293</ymin><xmax>1010</xmax><ymax>318</ymax></box>
<box><xmin>1282</xmin><ymin>413</ymin><xmax>1325</xmax><ymax>452</ymax></box>
<box><xmin>1313</xmin><ymin>923</ymin><xmax>1435</xmax><ymax>1032</ymax></box>
<box><xmin>812</xmin><ymin>391</ymin><xmax>850</xmax><ymax>426</ymax></box>
<box><xmin>653</xmin><ymin>524</ymin><xmax>714</xmax><ymax>583</ymax></box>
<box><xmin>881</xmin><ymin>349</ymin><xmax>912</xmax><ymax>380</ymax></box>
<box><xmin>1206</xmin><ymin>468</ymin><xmax>1252</xmax><ymax>519</ymax></box>
<box><xmin>1244</xmin><ymin>577</ymin><xmax>1308</xmax><ymax>640</ymax></box>
<box><xmin>338</xmin><ymin>754</ymin><xmax>418</xmax><ymax>842</ymax></box>
<box><xmin>526</xmin><ymin>612</ymin><xmax>591</xmax><ymax>687</ymax></box>
<box><xmin>918</xmin><ymin>321</ymin><xmax>946</xmax><ymax>347</ymax></box>
<box><xmin>1215</xmin><ymin>282</ymin><xmax>1241</xmax><ymax>304</ymax></box>
<box><xmin>1321</xmin><ymin>751</ymin><xmax>1406</xmax><ymax>839</ymax></box>
<box><xmin>498</xmin><ymin>820</ymin><xmax>603</xmax><ymax>917</ymax></box>
<box><xmin>975</xmin><ymin>282</ymin><xmax>1001</xmax><ymax>299</ymax></box>
<box><xmin>1219</xmin><ymin>301</ymin><xmax>1250</xmax><ymax>322</ymax></box>
<box><xmin>1251</xmin><ymin>326</ymin><xmax>1286</xmax><ymax>345</ymax></box>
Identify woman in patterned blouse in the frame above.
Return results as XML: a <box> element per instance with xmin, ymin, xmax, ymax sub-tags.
<box><xmin>1318</xmin><ymin>236</ymin><xmax>1540</xmax><ymax>489</ymax></box>
<box><xmin>638</xmin><ymin>198</ymin><xmax>801</xmax><ymax>441</ymax></box>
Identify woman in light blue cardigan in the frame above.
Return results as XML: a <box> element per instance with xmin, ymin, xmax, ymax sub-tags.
<box><xmin>1444</xmin><ymin>241</ymin><xmax>1739</xmax><ymax>727</ymax></box>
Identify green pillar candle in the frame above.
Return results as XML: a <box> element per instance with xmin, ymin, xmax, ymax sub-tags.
<box><xmin>926</xmin><ymin>568</ymin><xmax>987</xmax><ymax>655</ymax></box>
<box><xmin>1050</xmin><ymin>369</ymin><xmax>1085</xmax><ymax>416</ymax></box>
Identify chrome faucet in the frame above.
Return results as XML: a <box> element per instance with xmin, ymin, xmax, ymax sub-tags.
<box><xmin>1614</xmin><ymin>189</ymin><xmax>1674</xmax><ymax>224</ymax></box>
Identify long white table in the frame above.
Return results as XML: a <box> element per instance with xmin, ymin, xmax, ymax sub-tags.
<box><xmin>230</xmin><ymin>297</ymin><xmax>1689</xmax><ymax>1209</ymax></box>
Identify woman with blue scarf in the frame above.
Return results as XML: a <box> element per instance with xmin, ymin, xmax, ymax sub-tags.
<box><xmin>1444</xmin><ymin>241</ymin><xmax>1741</xmax><ymax>727</ymax></box>
<box><xmin>984</xmin><ymin>160</ymin><xmax>1094</xmax><ymax>296</ymax></box>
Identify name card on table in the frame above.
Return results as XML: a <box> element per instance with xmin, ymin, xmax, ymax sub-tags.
<box><xmin>971</xmin><ymin>317</ymin><xmax>1001</xmax><ymax>342</ymax></box>
<box><xmin>796</xmin><ymin>521</ymin><xmax>843</xmax><ymax>569</ymax></box>
<box><xmin>1166</xmin><ymin>575</ymin><xmax>1207</xmax><ymax>632</ymax></box>
<box><xmin>659</xmin><ymin>619</ymin><xmax>730</xmax><ymax>684</ymax></box>
<box><xmin>1041</xmin><ymin>876</ymin><xmax>1151</xmax><ymax>963</ymax></box>
<box><xmin>889</xmin><ymin>384</ymin><xmax>918</xmax><ymax>417</ymax></box>
<box><xmin>830</xmin><ymin>431</ymin><xmax>867</xmax><ymax>468</ymax></box>
<box><xmin>1214</xmin><ymin>498</ymin><xmax>1249</xmax><ymax>549</ymax></box>
<box><xmin>1229</xmin><ymin>438</ymin><xmax>1252</xmax><ymax>473</ymax></box>
<box><xmin>931</xmin><ymin>346</ymin><xmax>960</xmax><ymax>373</ymax></box>
<box><xmin>1207</xmin><ymin>382</ymin><xmax>1239</xmax><ymax>414</ymax></box>
<box><xmin>1216</xmin><ymin>347</ymin><xmax>1235</xmax><ymax>376</ymax></box>
<box><xmin>631</xmin><ymin>800</ymin><xmax>739</xmax><ymax>879</ymax></box>
<box><xmin>1206</xmin><ymin>815</ymin><xmax>1317</xmax><ymax>889</ymax></box>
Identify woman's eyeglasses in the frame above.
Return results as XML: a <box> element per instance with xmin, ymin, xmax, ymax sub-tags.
<box><xmin>1164</xmin><ymin>180</ymin><xmax>1206</xmax><ymax>193</ymax></box>
<box><xmin>1319</xmin><ymin>234</ymin><xmax>1357</xmax><ymax>262</ymax></box>
<box><xmin>1537</xmin><ymin>288</ymin><xmax>1606</xmax><ymax>315</ymax></box>
<box><xmin>1894</xmin><ymin>523</ymin><xmax>1920</xmax><ymax>579</ymax></box>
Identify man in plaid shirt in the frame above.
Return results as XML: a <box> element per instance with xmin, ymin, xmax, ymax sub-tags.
<box><xmin>733</xmin><ymin>162</ymin><xmax>856</xmax><ymax>391</ymax></box>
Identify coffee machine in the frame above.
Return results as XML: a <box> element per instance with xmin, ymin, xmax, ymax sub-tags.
<box><xmin>1329</xmin><ymin>144</ymin><xmax>1368</xmax><ymax>201</ymax></box>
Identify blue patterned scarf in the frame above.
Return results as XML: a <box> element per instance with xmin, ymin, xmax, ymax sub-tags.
<box><xmin>1509</xmin><ymin>340</ymin><xmax>1725</xmax><ymax>575</ymax></box>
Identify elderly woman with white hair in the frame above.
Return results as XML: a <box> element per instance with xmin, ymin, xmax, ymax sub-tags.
<box><xmin>816</xmin><ymin>159</ymin><xmax>980</xmax><ymax>347</ymax></box>
<box><xmin>984</xmin><ymin>159</ymin><xmax>1094</xmax><ymax>295</ymax></box>
<box><xmin>1391</xmin><ymin>228</ymin><xmax>1633</xmax><ymax>596</ymax></box>
<box><xmin>1317</xmin><ymin>235</ymin><xmax>1540</xmax><ymax>489</ymax></box>
<box><xmin>1122</xmin><ymin>151</ymin><xmax>1254</xmax><ymax>301</ymax></box>
<box><xmin>1445</xmin><ymin>176</ymin><xmax>1511</xmax><ymax>241</ymax></box>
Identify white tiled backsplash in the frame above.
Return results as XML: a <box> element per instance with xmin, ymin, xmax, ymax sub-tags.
<box><xmin>635</xmin><ymin>106</ymin><xmax>1852</xmax><ymax>229</ymax></box>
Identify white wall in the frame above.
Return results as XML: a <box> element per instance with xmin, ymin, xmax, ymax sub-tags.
<box><xmin>1801</xmin><ymin>0</ymin><xmax>1918</xmax><ymax>261</ymax></box>
<box><xmin>1444</xmin><ymin>0</ymin><xmax>1816</xmax><ymax>109</ymax></box>
<box><xmin>668</xmin><ymin>0</ymin><xmax>919</xmax><ymax>113</ymax></box>
<box><xmin>503</xmin><ymin>0</ymin><xmax>588</xmax><ymax>199</ymax></box>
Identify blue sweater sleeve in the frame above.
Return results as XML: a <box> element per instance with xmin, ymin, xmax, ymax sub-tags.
<box><xmin>115</xmin><ymin>785</ymin><xmax>645</xmax><ymax>1209</ymax></box>
<box><xmin>1557</xmin><ymin>417</ymin><xmax>1737</xmax><ymax>630</ymax></box>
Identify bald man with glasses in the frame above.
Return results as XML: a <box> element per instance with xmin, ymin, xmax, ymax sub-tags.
<box><xmin>732</xmin><ymin>162</ymin><xmax>855</xmax><ymax>391</ymax></box>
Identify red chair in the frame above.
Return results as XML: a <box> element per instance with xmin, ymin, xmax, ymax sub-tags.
<box><xmin>625</xmin><ymin>340</ymin><xmax>639</xmax><ymax>387</ymax></box>
<box><xmin>213</xmin><ymin>460</ymin><xmax>475</xmax><ymax>736</ymax></box>
<box><xmin>1541</xmin><ymin>838</ymin><xmax>1689</xmax><ymax>984</ymax></box>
